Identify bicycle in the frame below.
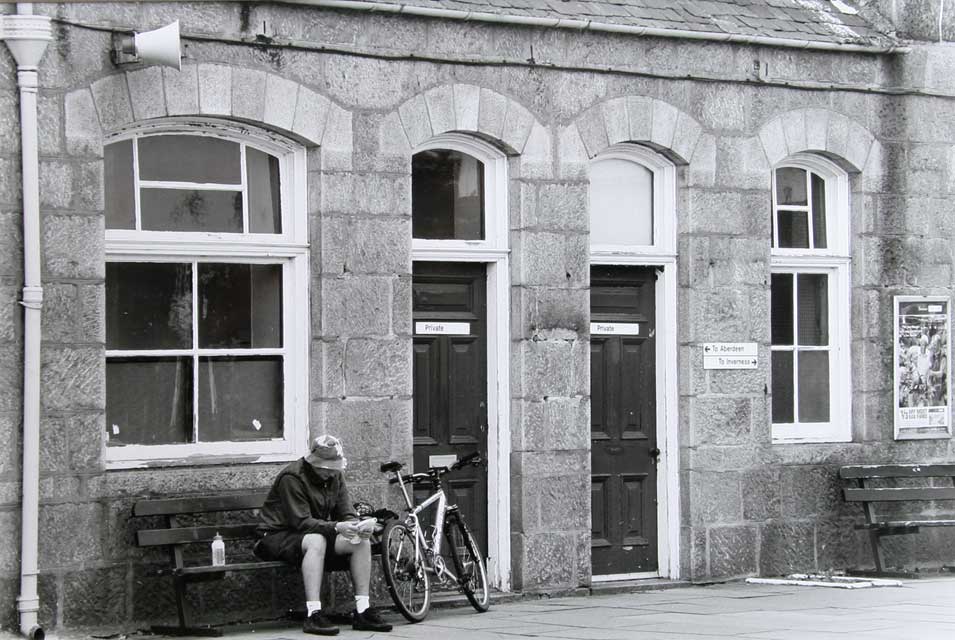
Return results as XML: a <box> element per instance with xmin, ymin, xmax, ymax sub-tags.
<box><xmin>377</xmin><ymin>452</ymin><xmax>490</xmax><ymax>622</ymax></box>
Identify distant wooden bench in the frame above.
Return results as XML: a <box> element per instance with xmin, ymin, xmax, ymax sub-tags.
<box><xmin>840</xmin><ymin>464</ymin><xmax>955</xmax><ymax>576</ymax></box>
<box><xmin>133</xmin><ymin>492</ymin><xmax>375</xmax><ymax>637</ymax></box>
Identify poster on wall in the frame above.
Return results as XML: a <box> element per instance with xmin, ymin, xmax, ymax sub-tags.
<box><xmin>893</xmin><ymin>296</ymin><xmax>952</xmax><ymax>440</ymax></box>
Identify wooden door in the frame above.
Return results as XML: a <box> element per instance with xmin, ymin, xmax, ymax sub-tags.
<box><xmin>590</xmin><ymin>265</ymin><xmax>658</xmax><ymax>576</ymax></box>
<box><xmin>412</xmin><ymin>262</ymin><xmax>488</xmax><ymax>555</ymax></box>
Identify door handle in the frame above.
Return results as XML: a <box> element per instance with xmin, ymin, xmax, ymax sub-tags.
<box><xmin>649</xmin><ymin>447</ymin><xmax>661</xmax><ymax>460</ymax></box>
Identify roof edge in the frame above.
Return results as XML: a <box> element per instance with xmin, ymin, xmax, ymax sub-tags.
<box><xmin>280</xmin><ymin>0</ymin><xmax>910</xmax><ymax>55</ymax></box>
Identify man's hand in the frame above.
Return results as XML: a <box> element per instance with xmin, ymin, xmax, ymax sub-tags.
<box><xmin>335</xmin><ymin>521</ymin><xmax>360</xmax><ymax>538</ymax></box>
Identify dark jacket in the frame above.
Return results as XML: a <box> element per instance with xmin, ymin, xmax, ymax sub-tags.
<box><xmin>257</xmin><ymin>458</ymin><xmax>357</xmax><ymax>539</ymax></box>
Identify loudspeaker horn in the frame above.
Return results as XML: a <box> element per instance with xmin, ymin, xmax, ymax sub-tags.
<box><xmin>120</xmin><ymin>21</ymin><xmax>181</xmax><ymax>70</ymax></box>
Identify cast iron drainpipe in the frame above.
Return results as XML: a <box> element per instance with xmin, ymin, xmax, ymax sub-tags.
<box><xmin>0</xmin><ymin>3</ymin><xmax>51</xmax><ymax>639</ymax></box>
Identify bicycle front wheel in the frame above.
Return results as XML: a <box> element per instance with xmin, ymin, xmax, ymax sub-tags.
<box><xmin>445</xmin><ymin>513</ymin><xmax>490</xmax><ymax>612</ymax></box>
<box><xmin>380</xmin><ymin>520</ymin><xmax>431</xmax><ymax>622</ymax></box>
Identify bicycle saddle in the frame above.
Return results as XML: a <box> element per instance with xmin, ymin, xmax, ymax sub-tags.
<box><xmin>380</xmin><ymin>461</ymin><xmax>403</xmax><ymax>473</ymax></box>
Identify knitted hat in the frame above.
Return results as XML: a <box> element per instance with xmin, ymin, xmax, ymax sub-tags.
<box><xmin>306</xmin><ymin>434</ymin><xmax>347</xmax><ymax>471</ymax></box>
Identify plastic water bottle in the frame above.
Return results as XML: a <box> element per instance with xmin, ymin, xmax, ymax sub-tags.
<box><xmin>211</xmin><ymin>532</ymin><xmax>226</xmax><ymax>566</ymax></box>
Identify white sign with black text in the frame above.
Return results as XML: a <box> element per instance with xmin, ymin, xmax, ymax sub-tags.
<box><xmin>702</xmin><ymin>343</ymin><xmax>758</xmax><ymax>370</ymax></box>
<box><xmin>590</xmin><ymin>322</ymin><xmax>640</xmax><ymax>336</ymax></box>
<box><xmin>415</xmin><ymin>321</ymin><xmax>471</xmax><ymax>335</ymax></box>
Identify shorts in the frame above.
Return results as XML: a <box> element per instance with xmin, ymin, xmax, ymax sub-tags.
<box><xmin>254</xmin><ymin>530</ymin><xmax>352</xmax><ymax>571</ymax></box>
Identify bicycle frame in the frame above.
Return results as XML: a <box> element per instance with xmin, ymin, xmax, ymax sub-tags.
<box><xmin>392</xmin><ymin>473</ymin><xmax>459</xmax><ymax>584</ymax></box>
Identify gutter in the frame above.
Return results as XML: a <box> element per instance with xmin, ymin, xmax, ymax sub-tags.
<box><xmin>279</xmin><ymin>0</ymin><xmax>911</xmax><ymax>54</ymax></box>
<box><xmin>0</xmin><ymin>3</ymin><xmax>52</xmax><ymax>639</ymax></box>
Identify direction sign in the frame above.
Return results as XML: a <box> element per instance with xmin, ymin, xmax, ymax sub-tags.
<box><xmin>702</xmin><ymin>342</ymin><xmax>757</xmax><ymax>357</ymax></box>
<box><xmin>703</xmin><ymin>355</ymin><xmax>758</xmax><ymax>370</ymax></box>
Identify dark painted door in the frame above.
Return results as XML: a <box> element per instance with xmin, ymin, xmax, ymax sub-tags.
<box><xmin>412</xmin><ymin>262</ymin><xmax>488</xmax><ymax>556</ymax></box>
<box><xmin>590</xmin><ymin>265</ymin><xmax>658</xmax><ymax>576</ymax></box>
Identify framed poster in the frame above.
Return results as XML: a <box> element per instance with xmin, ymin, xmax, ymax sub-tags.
<box><xmin>893</xmin><ymin>296</ymin><xmax>951</xmax><ymax>439</ymax></box>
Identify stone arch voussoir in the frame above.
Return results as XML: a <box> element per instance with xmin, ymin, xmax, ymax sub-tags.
<box><xmin>389</xmin><ymin>84</ymin><xmax>542</xmax><ymax>156</ymax></box>
<box><xmin>757</xmin><ymin>108</ymin><xmax>876</xmax><ymax>174</ymax></box>
<box><xmin>68</xmin><ymin>62</ymin><xmax>350</xmax><ymax>156</ymax></box>
<box><xmin>569</xmin><ymin>96</ymin><xmax>703</xmax><ymax>165</ymax></box>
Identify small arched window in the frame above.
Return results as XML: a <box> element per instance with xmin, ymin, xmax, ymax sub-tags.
<box><xmin>411</xmin><ymin>133</ymin><xmax>507</xmax><ymax>256</ymax></box>
<box><xmin>589</xmin><ymin>144</ymin><xmax>676</xmax><ymax>258</ymax></box>
<box><xmin>770</xmin><ymin>154</ymin><xmax>850</xmax><ymax>443</ymax></box>
<box><xmin>103</xmin><ymin>121</ymin><xmax>309</xmax><ymax>468</ymax></box>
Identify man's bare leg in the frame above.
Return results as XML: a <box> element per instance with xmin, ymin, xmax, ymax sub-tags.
<box><xmin>302</xmin><ymin>533</ymin><xmax>329</xmax><ymax>601</ymax></box>
<box><xmin>333</xmin><ymin>535</ymin><xmax>371</xmax><ymax>596</ymax></box>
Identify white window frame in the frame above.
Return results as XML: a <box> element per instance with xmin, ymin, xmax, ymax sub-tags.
<box><xmin>411</xmin><ymin>133</ymin><xmax>510</xmax><ymax>591</ymax></box>
<box><xmin>770</xmin><ymin>153</ymin><xmax>851</xmax><ymax>444</ymax></box>
<box><xmin>104</xmin><ymin>118</ymin><xmax>310</xmax><ymax>469</ymax></box>
<box><xmin>588</xmin><ymin>143</ymin><xmax>680</xmax><ymax>582</ymax></box>
<box><xmin>590</xmin><ymin>144</ymin><xmax>677</xmax><ymax>260</ymax></box>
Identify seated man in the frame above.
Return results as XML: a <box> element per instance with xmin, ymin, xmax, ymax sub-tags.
<box><xmin>256</xmin><ymin>435</ymin><xmax>392</xmax><ymax>635</ymax></box>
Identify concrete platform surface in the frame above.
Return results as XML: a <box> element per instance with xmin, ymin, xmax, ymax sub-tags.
<box><xmin>19</xmin><ymin>577</ymin><xmax>955</xmax><ymax>640</ymax></box>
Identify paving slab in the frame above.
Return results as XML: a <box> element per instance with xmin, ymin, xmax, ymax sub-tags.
<box><xmin>21</xmin><ymin>577</ymin><xmax>955</xmax><ymax>640</ymax></box>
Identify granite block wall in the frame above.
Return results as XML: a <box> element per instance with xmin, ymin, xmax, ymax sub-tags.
<box><xmin>0</xmin><ymin>0</ymin><xmax>953</xmax><ymax>632</ymax></box>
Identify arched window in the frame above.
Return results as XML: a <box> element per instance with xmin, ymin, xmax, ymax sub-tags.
<box><xmin>770</xmin><ymin>154</ymin><xmax>851</xmax><ymax>443</ymax></box>
<box><xmin>411</xmin><ymin>133</ymin><xmax>507</xmax><ymax>256</ymax></box>
<box><xmin>589</xmin><ymin>144</ymin><xmax>676</xmax><ymax>258</ymax></box>
<box><xmin>103</xmin><ymin>120</ymin><xmax>309</xmax><ymax>467</ymax></box>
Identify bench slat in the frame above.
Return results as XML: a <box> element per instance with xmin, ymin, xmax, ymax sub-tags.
<box><xmin>133</xmin><ymin>493</ymin><xmax>269</xmax><ymax>517</ymax></box>
<box><xmin>854</xmin><ymin>519</ymin><xmax>955</xmax><ymax>530</ymax></box>
<box><xmin>839</xmin><ymin>465</ymin><xmax>955</xmax><ymax>479</ymax></box>
<box><xmin>160</xmin><ymin>561</ymin><xmax>288</xmax><ymax>576</ymax></box>
<box><xmin>844</xmin><ymin>487</ymin><xmax>955</xmax><ymax>502</ymax></box>
<box><xmin>138</xmin><ymin>523</ymin><xmax>261</xmax><ymax>547</ymax></box>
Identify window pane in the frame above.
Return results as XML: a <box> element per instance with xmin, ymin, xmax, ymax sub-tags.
<box><xmin>412</xmin><ymin>149</ymin><xmax>485</xmax><ymax>240</ymax></box>
<box><xmin>247</xmin><ymin>147</ymin><xmax>282</xmax><ymax>234</ymax></box>
<box><xmin>141</xmin><ymin>188</ymin><xmax>243</xmax><ymax>232</ymax></box>
<box><xmin>776</xmin><ymin>210</ymin><xmax>809</xmax><ymax>248</ymax></box>
<box><xmin>771</xmin><ymin>351</ymin><xmax>794</xmax><ymax>423</ymax></box>
<box><xmin>139</xmin><ymin>135</ymin><xmax>241</xmax><ymax>183</ymax></box>
<box><xmin>198</xmin><ymin>356</ymin><xmax>283</xmax><ymax>441</ymax></box>
<box><xmin>811</xmin><ymin>172</ymin><xmax>827</xmax><ymax>249</ymax></box>
<box><xmin>775</xmin><ymin>167</ymin><xmax>807</xmax><ymax>205</ymax></box>
<box><xmin>771</xmin><ymin>273</ymin><xmax>793</xmax><ymax>346</ymax></box>
<box><xmin>106</xmin><ymin>262</ymin><xmax>192</xmax><ymax>349</ymax></box>
<box><xmin>590</xmin><ymin>157</ymin><xmax>653</xmax><ymax>246</ymax></box>
<box><xmin>797</xmin><ymin>273</ymin><xmax>828</xmax><ymax>346</ymax></box>
<box><xmin>798</xmin><ymin>351</ymin><xmax>830</xmax><ymax>422</ymax></box>
<box><xmin>106</xmin><ymin>357</ymin><xmax>193</xmax><ymax>445</ymax></box>
<box><xmin>104</xmin><ymin>140</ymin><xmax>135</xmax><ymax>230</ymax></box>
<box><xmin>198</xmin><ymin>263</ymin><xmax>283</xmax><ymax>348</ymax></box>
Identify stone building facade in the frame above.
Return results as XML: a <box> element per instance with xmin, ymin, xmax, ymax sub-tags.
<box><xmin>1</xmin><ymin>0</ymin><xmax>954</xmax><ymax>633</ymax></box>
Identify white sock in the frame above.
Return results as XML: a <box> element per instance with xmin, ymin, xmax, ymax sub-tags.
<box><xmin>355</xmin><ymin>595</ymin><xmax>370</xmax><ymax>613</ymax></box>
<box><xmin>306</xmin><ymin>600</ymin><xmax>322</xmax><ymax>616</ymax></box>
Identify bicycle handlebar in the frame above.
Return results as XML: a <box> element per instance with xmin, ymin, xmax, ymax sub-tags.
<box><xmin>383</xmin><ymin>452</ymin><xmax>483</xmax><ymax>485</ymax></box>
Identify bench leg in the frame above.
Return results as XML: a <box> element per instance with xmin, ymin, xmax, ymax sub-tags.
<box><xmin>149</xmin><ymin>575</ymin><xmax>224</xmax><ymax>637</ymax></box>
<box><xmin>868</xmin><ymin>529</ymin><xmax>886</xmax><ymax>574</ymax></box>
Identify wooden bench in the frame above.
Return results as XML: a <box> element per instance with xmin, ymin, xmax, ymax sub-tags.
<box><xmin>840</xmin><ymin>464</ymin><xmax>955</xmax><ymax>576</ymax></box>
<box><xmin>134</xmin><ymin>492</ymin><xmax>374</xmax><ymax>637</ymax></box>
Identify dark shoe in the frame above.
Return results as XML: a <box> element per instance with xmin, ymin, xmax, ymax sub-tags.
<box><xmin>352</xmin><ymin>608</ymin><xmax>393</xmax><ymax>632</ymax></box>
<box><xmin>303</xmin><ymin>611</ymin><xmax>339</xmax><ymax>635</ymax></box>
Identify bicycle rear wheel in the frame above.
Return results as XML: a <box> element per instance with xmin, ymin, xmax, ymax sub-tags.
<box><xmin>380</xmin><ymin>520</ymin><xmax>431</xmax><ymax>622</ymax></box>
<box><xmin>445</xmin><ymin>513</ymin><xmax>490</xmax><ymax>612</ymax></box>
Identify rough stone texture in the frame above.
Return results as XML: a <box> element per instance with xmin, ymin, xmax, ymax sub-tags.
<box><xmin>90</xmin><ymin>73</ymin><xmax>133</xmax><ymax>132</ymax></box>
<box><xmin>197</xmin><ymin>64</ymin><xmax>232</xmax><ymax>116</ymax></box>
<box><xmin>342</xmin><ymin>338</ymin><xmax>411</xmax><ymax>397</ymax></box>
<box><xmin>126</xmin><ymin>66</ymin><xmax>167</xmax><ymax>121</ymax></box>
<box><xmin>62</xmin><ymin>566</ymin><xmax>127</xmax><ymax>627</ymax></box>
<box><xmin>264</xmin><ymin>73</ymin><xmax>300</xmax><ymax>131</ymax></box>
<box><xmin>42</xmin><ymin>215</ymin><xmax>104</xmax><ymax>279</ymax></box>
<box><xmin>37</xmin><ymin>502</ymin><xmax>104</xmax><ymax>568</ymax></box>
<box><xmin>321</xmin><ymin>276</ymin><xmax>391</xmax><ymax>337</ymax></box>
<box><xmin>709</xmin><ymin>525</ymin><xmax>758</xmax><ymax>578</ymax></box>
<box><xmin>321</xmin><ymin>217</ymin><xmax>411</xmax><ymax>275</ymax></box>
<box><xmin>64</xmin><ymin>88</ymin><xmax>103</xmax><ymax>157</ymax></box>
